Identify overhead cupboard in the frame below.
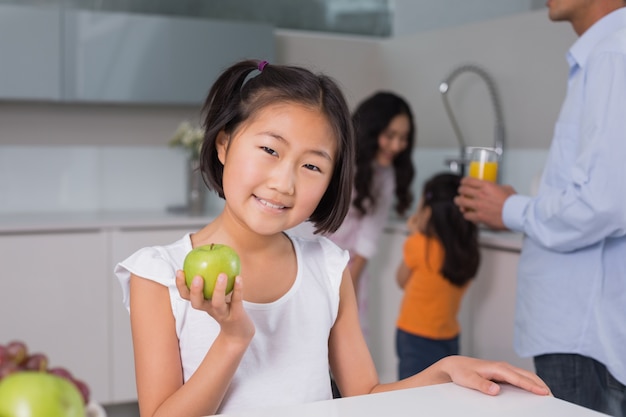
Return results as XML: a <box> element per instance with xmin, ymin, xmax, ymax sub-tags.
<box><xmin>0</xmin><ymin>4</ymin><xmax>275</xmax><ymax>104</ymax></box>
<box><xmin>0</xmin><ymin>5</ymin><xmax>62</xmax><ymax>101</ymax></box>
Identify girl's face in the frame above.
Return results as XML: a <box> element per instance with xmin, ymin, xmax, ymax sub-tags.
<box><xmin>217</xmin><ymin>103</ymin><xmax>337</xmax><ymax>235</ymax></box>
<box><xmin>375</xmin><ymin>113</ymin><xmax>411</xmax><ymax>167</ymax></box>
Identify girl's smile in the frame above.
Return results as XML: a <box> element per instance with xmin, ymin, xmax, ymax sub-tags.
<box><xmin>255</xmin><ymin>195</ymin><xmax>289</xmax><ymax>211</ymax></box>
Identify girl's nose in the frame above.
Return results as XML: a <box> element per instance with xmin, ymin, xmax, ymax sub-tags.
<box><xmin>268</xmin><ymin>164</ymin><xmax>296</xmax><ymax>195</ymax></box>
<box><xmin>391</xmin><ymin>138</ymin><xmax>407</xmax><ymax>153</ymax></box>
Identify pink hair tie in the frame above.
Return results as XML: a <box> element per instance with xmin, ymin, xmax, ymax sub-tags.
<box><xmin>258</xmin><ymin>60</ymin><xmax>269</xmax><ymax>71</ymax></box>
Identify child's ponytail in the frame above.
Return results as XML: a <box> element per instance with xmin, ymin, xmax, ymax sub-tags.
<box><xmin>422</xmin><ymin>173</ymin><xmax>480</xmax><ymax>287</ymax></box>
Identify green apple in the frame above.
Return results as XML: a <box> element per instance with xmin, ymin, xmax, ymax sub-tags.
<box><xmin>183</xmin><ymin>243</ymin><xmax>241</xmax><ymax>299</ymax></box>
<box><xmin>0</xmin><ymin>371</ymin><xmax>85</xmax><ymax>417</ymax></box>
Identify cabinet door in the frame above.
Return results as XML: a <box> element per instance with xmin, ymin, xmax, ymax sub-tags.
<box><xmin>109</xmin><ymin>226</ymin><xmax>202</xmax><ymax>403</ymax></box>
<box><xmin>63</xmin><ymin>10</ymin><xmax>274</xmax><ymax>104</ymax></box>
<box><xmin>0</xmin><ymin>231</ymin><xmax>109</xmax><ymax>402</ymax></box>
<box><xmin>0</xmin><ymin>5</ymin><xmax>62</xmax><ymax>100</ymax></box>
<box><xmin>462</xmin><ymin>246</ymin><xmax>534</xmax><ymax>371</ymax></box>
<box><xmin>366</xmin><ymin>229</ymin><xmax>405</xmax><ymax>383</ymax></box>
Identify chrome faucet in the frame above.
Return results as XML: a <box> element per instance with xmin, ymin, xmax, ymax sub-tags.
<box><xmin>439</xmin><ymin>64</ymin><xmax>505</xmax><ymax>177</ymax></box>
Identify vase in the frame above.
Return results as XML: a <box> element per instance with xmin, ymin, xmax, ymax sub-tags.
<box><xmin>186</xmin><ymin>158</ymin><xmax>206</xmax><ymax>216</ymax></box>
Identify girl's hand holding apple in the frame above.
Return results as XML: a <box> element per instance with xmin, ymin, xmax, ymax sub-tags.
<box><xmin>182</xmin><ymin>244</ymin><xmax>241</xmax><ymax>300</ymax></box>
<box><xmin>175</xmin><ymin>271</ymin><xmax>255</xmax><ymax>344</ymax></box>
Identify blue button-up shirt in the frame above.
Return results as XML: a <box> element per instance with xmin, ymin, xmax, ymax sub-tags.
<box><xmin>503</xmin><ymin>8</ymin><xmax>626</xmax><ymax>385</ymax></box>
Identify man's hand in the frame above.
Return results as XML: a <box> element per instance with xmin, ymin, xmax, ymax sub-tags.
<box><xmin>454</xmin><ymin>177</ymin><xmax>516</xmax><ymax>230</ymax></box>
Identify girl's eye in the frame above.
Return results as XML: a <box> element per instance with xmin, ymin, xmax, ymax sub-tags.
<box><xmin>261</xmin><ymin>146</ymin><xmax>277</xmax><ymax>156</ymax></box>
<box><xmin>303</xmin><ymin>164</ymin><xmax>322</xmax><ymax>172</ymax></box>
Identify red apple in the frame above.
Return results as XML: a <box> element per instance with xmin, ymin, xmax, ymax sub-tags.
<box><xmin>183</xmin><ymin>243</ymin><xmax>241</xmax><ymax>299</ymax></box>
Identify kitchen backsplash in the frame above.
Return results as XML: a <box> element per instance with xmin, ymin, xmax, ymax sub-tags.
<box><xmin>1</xmin><ymin>145</ymin><xmax>189</xmax><ymax>213</ymax></box>
<box><xmin>0</xmin><ymin>145</ymin><xmax>547</xmax><ymax>215</ymax></box>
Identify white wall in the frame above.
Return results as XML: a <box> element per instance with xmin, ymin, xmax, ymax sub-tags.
<box><xmin>275</xmin><ymin>29</ymin><xmax>384</xmax><ymax>109</ymax></box>
<box><xmin>383</xmin><ymin>10</ymin><xmax>575</xmax><ymax>150</ymax></box>
<box><xmin>277</xmin><ymin>9</ymin><xmax>576</xmax><ymax>150</ymax></box>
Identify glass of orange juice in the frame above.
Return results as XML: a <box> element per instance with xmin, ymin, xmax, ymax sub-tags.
<box><xmin>468</xmin><ymin>147</ymin><xmax>498</xmax><ymax>182</ymax></box>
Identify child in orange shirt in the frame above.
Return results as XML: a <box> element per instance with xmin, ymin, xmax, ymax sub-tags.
<box><xmin>395</xmin><ymin>172</ymin><xmax>480</xmax><ymax>379</ymax></box>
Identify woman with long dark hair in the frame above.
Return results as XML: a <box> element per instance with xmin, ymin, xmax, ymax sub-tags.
<box><xmin>328</xmin><ymin>91</ymin><xmax>416</xmax><ymax>338</ymax></box>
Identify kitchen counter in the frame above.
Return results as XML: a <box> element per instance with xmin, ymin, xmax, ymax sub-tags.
<box><xmin>218</xmin><ymin>383</ymin><xmax>607</xmax><ymax>417</ymax></box>
<box><xmin>0</xmin><ymin>210</ymin><xmax>216</xmax><ymax>234</ymax></box>
<box><xmin>1</xmin><ymin>212</ymin><xmax>524</xmax><ymax>252</ymax></box>
<box><xmin>478</xmin><ymin>229</ymin><xmax>523</xmax><ymax>251</ymax></box>
<box><xmin>385</xmin><ymin>219</ymin><xmax>523</xmax><ymax>252</ymax></box>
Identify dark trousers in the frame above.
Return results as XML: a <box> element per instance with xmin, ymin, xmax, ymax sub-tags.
<box><xmin>396</xmin><ymin>328</ymin><xmax>459</xmax><ymax>380</ymax></box>
<box><xmin>534</xmin><ymin>353</ymin><xmax>626</xmax><ymax>417</ymax></box>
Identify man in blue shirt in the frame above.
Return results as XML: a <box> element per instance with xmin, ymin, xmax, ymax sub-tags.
<box><xmin>455</xmin><ymin>1</ymin><xmax>626</xmax><ymax>415</ymax></box>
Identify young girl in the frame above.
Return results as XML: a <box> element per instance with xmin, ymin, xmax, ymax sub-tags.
<box><xmin>396</xmin><ymin>172</ymin><xmax>480</xmax><ymax>379</ymax></box>
<box><xmin>115</xmin><ymin>60</ymin><xmax>548</xmax><ymax>417</ymax></box>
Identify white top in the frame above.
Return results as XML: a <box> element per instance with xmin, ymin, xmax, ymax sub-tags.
<box><xmin>328</xmin><ymin>164</ymin><xmax>395</xmax><ymax>259</ymax></box>
<box><xmin>114</xmin><ymin>232</ymin><xmax>349</xmax><ymax>414</ymax></box>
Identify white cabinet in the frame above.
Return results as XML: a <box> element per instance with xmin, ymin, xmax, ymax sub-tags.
<box><xmin>366</xmin><ymin>229</ymin><xmax>532</xmax><ymax>384</ymax></box>
<box><xmin>0</xmin><ymin>5</ymin><xmax>274</xmax><ymax>104</ymax></box>
<box><xmin>0</xmin><ymin>223</ymin><xmax>203</xmax><ymax>405</ymax></box>
<box><xmin>63</xmin><ymin>10</ymin><xmax>275</xmax><ymax>104</ymax></box>
<box><xmin>0</xmin><ymin>5</ymin><xmax>62</xmax><ymax>100</ymax></box>
<box><xmin>108</xmin><ymin>226</ymin><xmax>199</xmax><ymax>403</ymax></box>
<box><xmin>460</xmin><ymin>246</ymin><xmax>533</xmax><ymax>371</ymax></box>
<box><xmin>0</xmin><ymin>231</ymin><xmax>110</xmax><ymax>402</ymax></box>
<box><xmin>366</xmin><ymin>229</ymin><xmax>405</xmax><ymax>383</ymax></box>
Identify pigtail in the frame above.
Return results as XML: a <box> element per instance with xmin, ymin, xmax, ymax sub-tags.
<box><xmin>199</xmin><ymin>60</ymin><xmax>261</xmax><ymax>197</ymax></box>
<box><xmin>423</xmin><ymin>173</ymin><xmax>480</xmax><ymax>287</ymax></box>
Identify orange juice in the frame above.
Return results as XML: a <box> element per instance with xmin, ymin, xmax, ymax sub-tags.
<box><xmin>468</xmin><ymin>160</ymin><xmax>498</xmax><ymax>182</ymax></box>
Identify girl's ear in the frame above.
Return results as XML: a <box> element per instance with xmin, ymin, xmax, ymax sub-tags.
<box><xmin>216</xmin><ymin>130</ymin><xmax>229</xmax><ymax>164</ymax></box>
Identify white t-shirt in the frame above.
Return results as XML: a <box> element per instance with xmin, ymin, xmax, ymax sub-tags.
<box><xmin>114</xmin><ymin>232</ymin><xmax>349</xmax><ymax>414</ymax></box>
<box><xmin>329</xmin><ymin>163</ymin><xmax>395</xmax><ymax>259</ymax></box>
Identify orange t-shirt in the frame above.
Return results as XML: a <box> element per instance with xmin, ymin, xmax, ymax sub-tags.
<box><xmin>396</xmin><ymin>232</ymin><xmax>469</xmax><ymax>340</ymax></box>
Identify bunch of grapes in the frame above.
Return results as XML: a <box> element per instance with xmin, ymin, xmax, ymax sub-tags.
<box><xmin>0</xmin><ymin>340</ymin><xmax>90</xmax><ymax>405</ymax></box>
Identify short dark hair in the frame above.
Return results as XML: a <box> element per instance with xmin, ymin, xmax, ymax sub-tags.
<box><xmin>199</xmin><ymin>59</ymin><xmax>355</xmax><ymax>234</ymax></box>
<box><xmin>422</xmin><ymin>172</ymin><xmax>479</xmax><ymax>286</ymax></box>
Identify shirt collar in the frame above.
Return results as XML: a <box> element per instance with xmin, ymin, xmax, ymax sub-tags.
<box><xmin>567</xmin><ymin>7</ymin><xmax>626</xmax><ymax>70</ymax></box>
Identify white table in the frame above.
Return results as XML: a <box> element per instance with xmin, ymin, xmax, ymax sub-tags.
<box><xmin>218</xmin><ymin>383</ymin><xmax>609</xmax><ymax>417</ymax></box>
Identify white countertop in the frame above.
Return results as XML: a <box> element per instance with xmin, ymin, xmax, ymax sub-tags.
<box><xmin>0</xmin><ymin>211</ymin><xmax>524</xmax><ymax>251</ymax></box>
<box><xmin>218</xmin><ymin>383</ymin><xmax>607</xmax><ymax>417</ymax></box>
<box><xmin>386</xmin><ymin>219</ymin><xmax>523</xmax><ymax>252</ymax></box>
<box><xmin>478</xmin><ymin>229</ymin><xmax>524</xmax><ymax>251</ymax></box>
<box><xmin>0</xmin><ymin>210</ymin><xmax>216</xmax><ymax>234</ymax></box>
